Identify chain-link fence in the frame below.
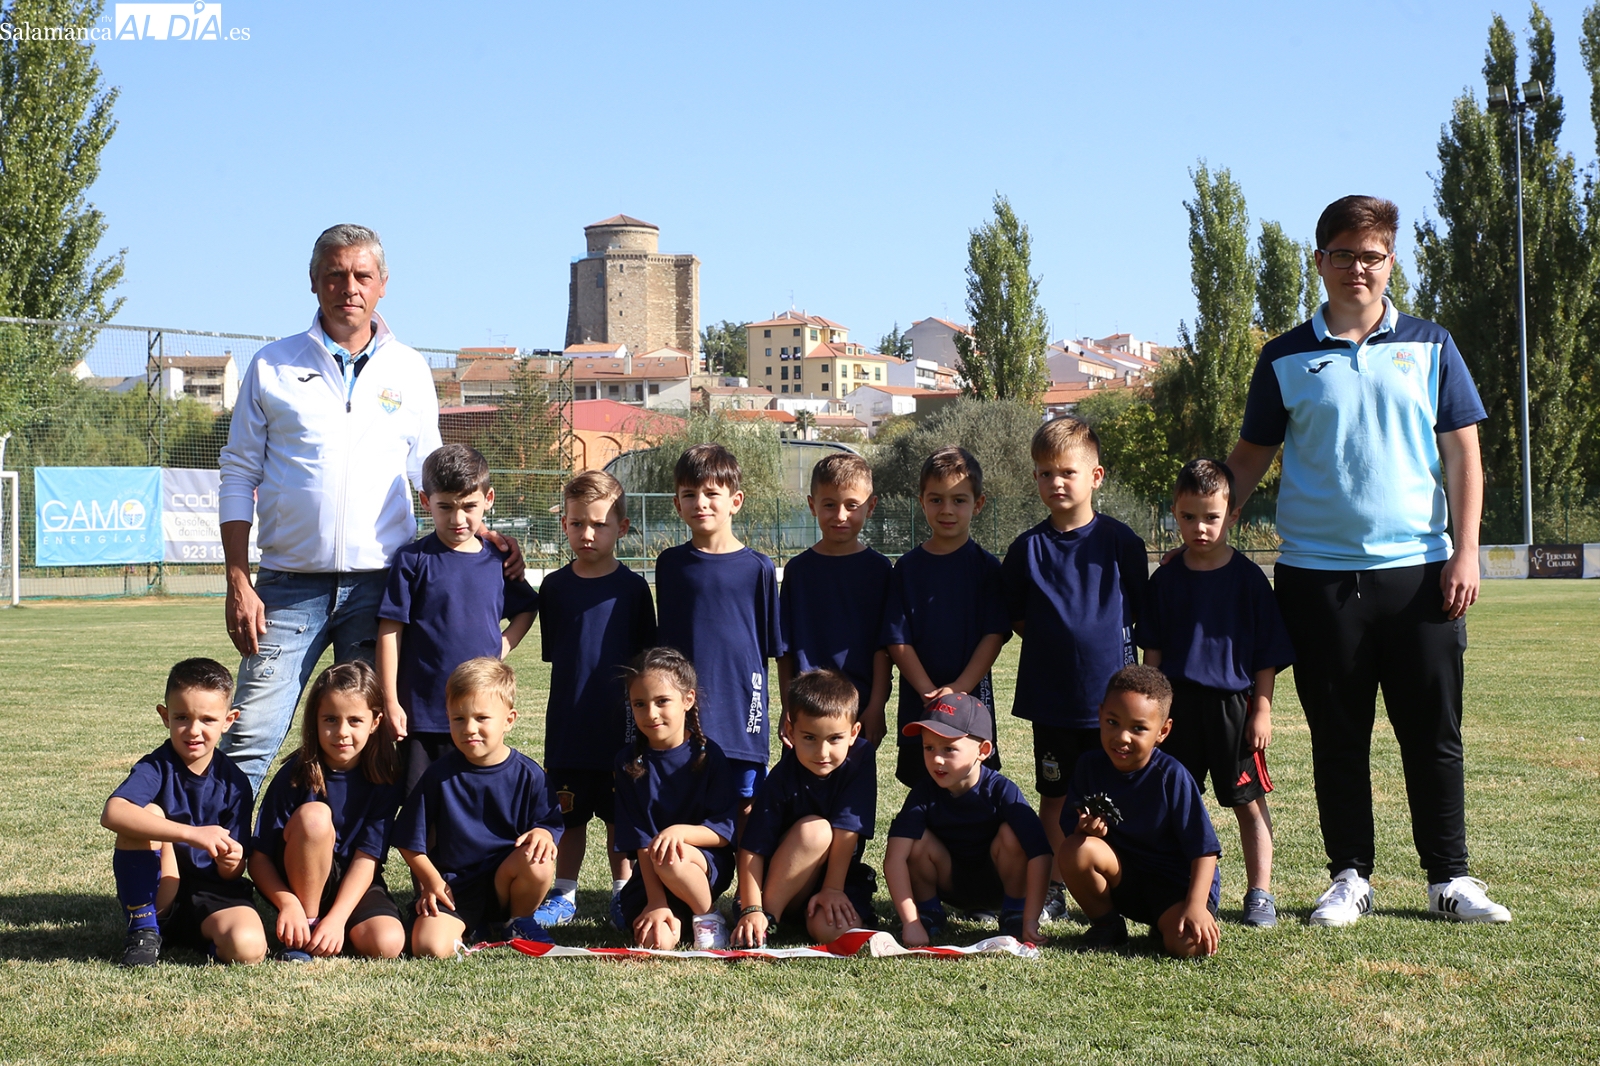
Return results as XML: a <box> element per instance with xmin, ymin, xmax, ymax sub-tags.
<box><xmin>0</xmin><ymin>317</ymin><xmax>573</xmax><ymax>601</ymax></box>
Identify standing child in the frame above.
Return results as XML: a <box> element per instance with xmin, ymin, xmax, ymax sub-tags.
<box><xmin>377</xmin><ymin>443</ymin><xmax>539</xmax><ymax>790</ymax></box>
<box><xmin>731</xmin><ymin>669</ymin><xmax>878</xmax><ymax>947</ymax></box>
<box><xmin>393</xmin><ymin>659</ymin><xmax>565</xmax><ymax>956</ymax></box>
<box><xmin>101</xmin><ymin>658</ymin><xmax>265</xmax><ymax>967</ymax></box>
<box><xmin>1003</xmin><ymin>417</ymin><xmax>1149</xmax><ymax>920</ymax></box>
<box><xmin>248</xmin><ymin>661</ymin><xmax>406</xmax><ymax>960</ymax></box>
<box><xmin>778</xmin><ymin>453</ymin><xmax>892</xmax><ymax>747</ymax></box>
<box><xmin>882</xmin><ymin>446</ymin><xmax>1011</xmax><ymax>787</ymax></box>
<box><xmin>532</xmin><ymin>471</ymin><xmax>658</xmax><ymax>928</ymax></box>
<box><xmin>884</xmin><ymin>692</ymin><xmax>1051</xmax><ymax>946</ymax></box>
<box><xmin>1057</xmin><ymin>666</ymin><xmax>1222</xmax><ymax>957</ymax></box>
<box><xmin>1138</xmin><ymin>459</ymin><xmax>1295</xmax><ymax>927</ymax></box>
<box><xmin>613</xmin><ymin>648</ymin><xmax>738</xmax><ymax>950</ymax></box>
<box><xmin>654</xmin><ymin>444</ymin><xmax>784</xmax><ymax>822</ymax></box>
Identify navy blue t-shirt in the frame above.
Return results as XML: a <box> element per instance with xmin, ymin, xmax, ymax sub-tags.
<box><xmin>538</xmin><ymin>563</ymin><xmax>657</xmax><ymax>770</ymax></box>
<box><xmin>1064</xmin><ymin>747</ymin><xmax>1221</xmax><ymax>900</ymax></box>
<box><xmin>779</xmin><ymin>547</ymin><xmax>892</xmax><ymax>712</ymax></box>
<box><xmin>1136</xmin><ymin>550</ymin><xmax>1296</xmax><ymax>693</ymax></box>
<box><xmin>391</xmin><ymin>748</ymin><xmax>564</xmax><ymax>884</ymax></box>
<box><xmin>110</xmin><ymin>743</ymin><xmax>253</xmax><ymax>886</ymax></box>
<box><xmin>654</xmin><ymin>544</ymin><xmax>785</xmax><ymax>764</ymax></box>
<box><xmin>251</xmin><ymin>754</ymin><xmax>403</xmax><ymax>867</ymax></box>
<box><xmin>612</xmin><ymin>737</ymin><xmax>738</xmax><ymax>855</ymax></box>
<box><xmin>888</xmin><ymin>765</ymin><xmax>1052</xmax><ymax>861</ymax></box>
<box><xmin>1003</xmin><ymin>515</ymin><xmax>1148</xmax><ymax>729</ymax></box>
<box><xmin>379</xmin><ymin>534</ymin><xmax>540</xmax><ymax>733</ymax></box>
<box><xmin>741</xmin><ymin>737</ymin><xmax>877</xmax><ymax>858</ymax></box>
<box><xmin>880</xmin><ymin>540</ymin><xmax>1011</xmax><ymax>739</ymax></box>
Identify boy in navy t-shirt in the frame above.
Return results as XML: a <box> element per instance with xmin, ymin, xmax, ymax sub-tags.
<box><xmin>884</xmin><ymin>692</ymin><xmax>1051</xmax><ymax>946</ymax></box>
<box><xmin>778</xmin><ymin>453</ymin><xmax>892</xmax><ymax>747</ymax></box>
<box><xmin>101</xmin><ymin>658</ymin><xmax>266</xmax><ymax>967</ymax></box>
<box><xmin>1002</xmin><ymin>417</ymin><xmax>1148</xmax><ymax>920</ymax></box>
<box><xmin>731</xmin><ymin>670</ymin><xmax>878</xmax><ymax>947</ymax></box>
<box><xmin>654</xmin><ymin>443</ymin><xmax>785</xmax><ymax>821</ymax></box>
<box><xmin>377</xmin><ymin>444</ymin><xmax>539</xmax><ymax>790</ymax></box>
<box><xmin>532</xmin><ymin>471</ymin><xmax>657</xmax><ymax>928</ymax></box>
<box><xmin>394</xmin><ymin>658</ymin><xmax>565</xmax><ymax>954</ymax></box>
<box><xmin>1058</xmin><ymin>665</ymin><xmax>1222</xmax><ymax>957</ymax></box>
<box><xmin>882</xmin><ymin>446</ymin><xmax>1011</xmax><ymax>788</ymax></box>
<box><xmin>1139</xmin><ymin>459</ymin><xmax>1295</xmax><ymax>928</ymax></box>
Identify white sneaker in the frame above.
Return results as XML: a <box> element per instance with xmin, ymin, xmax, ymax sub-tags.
<box><xmin>1309</xmin><ymin>868</ymin><xmax>1373</xmax><ymax>927</ymax></box>
<box><xmin>1428</xmin><ymin>877</ymin><xmax>1511</xmax><ymax>923</ymax></box>
<box><xmin>691</xmin><ymin>911</ymin><xmax>729</xmax><ymax>950</ymax></box>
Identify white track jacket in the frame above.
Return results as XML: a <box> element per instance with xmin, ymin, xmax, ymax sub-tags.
<box><xmin>219</xmin><ymin>312</ymin><xmax>441</xmax><ymax>573</ymax></box>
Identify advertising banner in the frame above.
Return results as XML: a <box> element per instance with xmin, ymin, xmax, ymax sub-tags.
<box><xmin>1528</xmin><ymin>544</ymin><xmax>1583</xmax><ymax>579</ymax></box>
<box><xmin>35</xmin><ymin>467</ymin><xmax>163</xmax><ymax>565</ymax></box>
<box><xmin>161</xmin><ymin>468</ymin><xmax>258</xmax><ymax>564</ymax></box>
<box><xmin>1584</xmin><ymin>543</ymin><xmax>1600</xmax><ymax>579</ymax></box>
<box><xmin>1479</xmin><ymin>544</ymin><xmax>1528</xmax><ymax>579</ymax></box>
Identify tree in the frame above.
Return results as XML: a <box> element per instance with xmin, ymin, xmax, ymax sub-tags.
<box><xmin>1386</xmin><ymin>257</ymin><xmax>1415</xmax><ymax>315</ymax></box>
<box><xmin>878</xmin><ymin>322</ymin><xmax>912</xmax><ymax>362</ymax></box>
<box><xmin>699</xmin><ymin>319</ymin><xmax>748</xmax><ymax>378</ymax></box>
<box><xmin>1256</xmin><ymin>220</ymin><xmax>1309</xmax><ymax>337</ymax></box>
<box><xmin>1155</xmin><ymin>163</ymin><xmax>1259</xmax><ymax>461</ymax></box>
<box><xmin>953</xmin><ymin>194</ymin><xmax>1051</xmax><ymax>404</ymax></box>
<box><xmin>1415</xmin><ymin>4</ymin><xmax>1597</xmax><ymax>533</ymax></box>
<box><xmin>1073</xmin><ymin>388</ymin><xmax>1184</xmax><ymax>500</ymax></box>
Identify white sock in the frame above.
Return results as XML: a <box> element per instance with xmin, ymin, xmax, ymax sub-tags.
<box><xmin>612</xmin><ymin>879</ymin><xmax>629</xmax><ymax>897</ymax></box>
<box><xmin>553</xmin><ymin>878</ymin><xmax>578</xmax><ymax>901</ymax></box>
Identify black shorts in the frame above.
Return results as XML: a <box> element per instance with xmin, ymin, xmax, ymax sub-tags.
<box><xmin>1111</xmin><ymin>863</ymin><xmax>1220</xmax><ymax>927</ymax></box>
<box><xmin>1032</xmin><ymin>723</ymin><xmax>1103</xmax><ymax>799</ymax></box>
<box><xmin>438</xmin><ymin>863</ymin><xmax>514</xmax><ymax>940</ymax></box>
<box><xmin>943</xmin><ymin>848</ymin><xmax>1005</xmax><ymax>911</ymax></box>
<box><xmin>616</xmin><ymin>845</ymin><xmax>734</xmax><ymax>929</ymax></box>
<box><xmin>1162</xmin><ymin>681</ymin><xmax>1272</xmax><ymax>806</ymax></box>
<box><xmin>545</xmin><ymin>767</ymin><xmax>615</xmax><ymax>827</ymax></box>
<box><xmin>267</xmin><ymin>846</ymin><xmax>403</xmax><ymax>932</ymax></box>
<box><xmin>158</xmin><ymin>876</ymin><xmax>257</xmax><ymax>949</ymax></box>
<box><xmin>895</xmin><ymin>677</ymin><xmax>1002</xmax><ymax>787</ymax></box>
<box><xmin>773</xmin><ymin>860</ymin><xmax>879</xmax><ymax>930</ymax></box>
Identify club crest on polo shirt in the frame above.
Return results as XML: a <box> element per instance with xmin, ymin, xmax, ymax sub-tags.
<box><xmin>379</xmin><ymin>388</ymin><xmax>402</xmax><ymax>413</ymax></box>
<box><xmin>1392</xmin><ymin>349</ymin><xmax>1417</xmax><ymax>375</ymax></box>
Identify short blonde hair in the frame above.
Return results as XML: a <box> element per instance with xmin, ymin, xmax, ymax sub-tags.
<box><xmin>1031</xmin><ymin>417</ymin><xmax>1100</xmax><ymax>466</ymax></box>
<box><xmin>446</xmin><ymin>657</ymin><xmax>516</xmax><ymax>711</ymax></box>
<box><xmin>564</xmin><ymin>470</ymin><xmax>627</xmax><ymax>521</ymax></box>
<box><xmin>810</xmin><ymin>452</ymin><xmax>874</xmax><ymax>495</ymax></box>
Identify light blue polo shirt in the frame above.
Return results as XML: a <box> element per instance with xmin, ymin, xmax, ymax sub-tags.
<box><xmin>1239</xmin><ymin>299</ymin><xmax>1485</xmax><ymax>571</ymax></box>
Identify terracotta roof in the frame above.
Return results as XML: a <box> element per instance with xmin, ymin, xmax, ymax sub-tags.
<box><xmin>845</xmin><ymin>384</ymin><xmax>928</xmax><ymax>397</ymax></box>
<box><xmin>149</xmin><ymin>354</ymin><xmax>234</xmax><ymax>369</ymax></box>
<box><xmin>724</xmin><ymin>409</ymin><xmax>797</xmax><ymax>424</ymax></box>
<box><xmin>458</xmin><ymin>347</ymin><xmax>518</xmax><ymax>356</ymax></box>
<box><xmin>458</xmin><ymin>359</ymin><xmax>520</xmax><ymax>382</ymax></box>
<box><xmin>571</xmin><ymin>398</ymin><xmax>684</xmax><ymax>433</ymax></box>
<box><xmin>803</xmin><ymin>340</ymin><xmax>885</xmax><ymax>361</ymax></box>
<box><xmin>912</xmin><ymin>317</ymin><xmax>970</xmax><ymax>334</ymax></box>
<box><xmin>564</xmin><ymin>342</ymin><xmax>627</xmax><ymax>355</ymax></box>
<box><xmin>438</xmin><ymin>404</ymin><xmax>500</xmax><ymax>415</ymax></box>
<box><xmin>586</xmin><ymin>214</ymin><xmax>657</xmax><ymax>229</ymax></box>
<box><xmin>746</xmin><ymin>310</ymin><xmax>849</xmax><ymax>331</ymax></box>
<box><xmin>570</xmin><ymin>355</ymin><xmax>690</xmax><ymax>381</ymax></box>
<box><xmin>1041</xmin><ymin>379</ymin><xmax>1129</xmax><ymax>404</ymax></box>
<box><xmin>637</xmin><ymin>346</ymin><xmax>692</xmax><ymax>358</ymax></box>
<box><xmin>813</xmin><ymin>414</ymin><xmax>867</xmax><ymax>428</ymax></box>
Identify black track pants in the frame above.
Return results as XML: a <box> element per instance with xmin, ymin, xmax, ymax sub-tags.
<box><xmin>1274</xmin><ymin>561</ymin><xmax>1469</xmax><ymax>884</ymax></box>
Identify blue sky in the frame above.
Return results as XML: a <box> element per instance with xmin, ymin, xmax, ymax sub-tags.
<box><xmin>74</xmin><ymin>0</ymin><xmax>1600</xmax><ymax>354</ymax></box>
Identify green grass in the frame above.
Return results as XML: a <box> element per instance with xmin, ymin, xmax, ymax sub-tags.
<box><xmin>0</xmin><ymin>582</ymin><xmax>1597</xmax><ymax>1065</ymax></box>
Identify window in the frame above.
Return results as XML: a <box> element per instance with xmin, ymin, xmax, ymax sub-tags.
<box><xmin>793</xmin><ymin>366</ymin><xmax>801</xmax><ymax>379</ymax></box>
<box><xmin>875</xmin><ymin>368</ymin><xmax>882</xmax><ymax>381</ymax></box>
<box><xmin>781</xmin><ymin>384</ymin><xmax>789</xmax><ymax>393</ymax></box>
<box><xmin>648</xmin><ymin>383</ymin><xmax>660</xmax><ymax>395</ymax></box>
<box><xmin>780</xmin><ymin>347</ymin><xmax>787</xmax><ymax>356</ymax></box>
<box><xmin>793</xmin><ymin>328</ymin><xmax>801</xmax><ymax>337</ymax></box>
<box><xmin>781</xmin><ymin>367</ymin><xmax>788</xmax><ymax>380</ymax></box>
<box><xmin>763</xmin><ymin>329</ymin><xmax>771</xmax><ymax>338</ymax></box>
<box><xmin>765</xmin><ymin>366</ymin><xmax>772</xmax><ymax>376</ymax></box>
<box><xmin>765</xmin><ymin>348</ymin><xmax>771</xmax><ymax>357</ymax></box>
<box><xmin>810</xmin><ymin>329</ymin><xmax>819</xmax><ymax>340</ymax></box>
<box><xmin>821</xmin><ymin>382</ymin><xmax>829</xmax><ymax>392</ymax></box>
<box><xmin>608</xmin><ymin>384</ymin><xmax>620</xmax><ymax>396</ymax></box>
<box><xmin>594</xmin><ymin>271</ymin><xmax>603</xmax><ymax>288</ymax></box>
<box><xmin>820</xmin><ymin>364</ymin><xmax>829</xmax><ymax>373</ymax></box>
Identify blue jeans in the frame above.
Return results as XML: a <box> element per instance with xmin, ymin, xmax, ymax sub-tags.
<box><xmin>220</xmin><ymin>568</ymin><xmax>389</xmax><ymax>792</ymax></box>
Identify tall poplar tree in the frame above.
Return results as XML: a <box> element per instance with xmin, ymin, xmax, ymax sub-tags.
<box><xmin>1256</xmin><ymin>220</ymin><xmax>1307</xmax><ymax>337</ymax></box>
<box><xmin>954</xmin><ymin>194</ymin><xmax>1051</xmax><ymax>404</ymax></box>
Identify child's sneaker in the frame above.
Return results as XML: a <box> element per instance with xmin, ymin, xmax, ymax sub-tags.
<box><xmin>609</xmin><ymin>892</ymin><xmax>627</xmax><ymax>932</ymax></box>
<box><xmin>914</xmin><ymin>902</ymin><xmax>947</xmax><ymax>942</ymax></box>
<box><xmin>1242</xmin><ymin>888</ymin><xmax>1278</xmax><ymax>928</ymax></box>
<box><xmin>1039</xmin><ymin>882</ymin><xmax>1070</xmax><ymax>923</ymax></box>
<box><xmin>507</xmin><ymin>915</ymin><xmax>554</xmax><ymax>944</ymax></box>
<box><xmin>1309</xmin><ymin>868</ymin><xmax>1373</xmax><ymax>927</ymax></box>
<box><xmin>533</xmin><ymin>895</ymin><xmax>577</xmax><ymax>927</ymax></box>
<box><xmin>691</xmin><ymin>910</ymin><xmax>729</xmax><ymax>950</ymax></box>
<box><xmin>1427</xmin><ymin>877</ymin><xmax>1511</xmax><ymax>923</ymax></box>
<box><xmin>120</xmin><ymin>929</ymin><xmax>161</xmax><ymax>968</ymax></box>
<box><xmin>1080</xmin><ymin>912</ymin><xmax>1128</xmax><ymax>951</ymax></box>
<box><xmin>280</xmin><ymin>949</ymin><xmax>313</xmax><ymax>963</ymax></box>
<box><xmin>998</xmin><ymin>910</ymin><xmax>1027</xmax><ymax>941</ymax></box>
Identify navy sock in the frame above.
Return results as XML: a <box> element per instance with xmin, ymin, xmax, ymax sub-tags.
<box><xmin>915</xmin><ymin>898</ymin><xmax>945</xmax><ymax>923</ymax></box>
<box><xmin>113</xmin><ymin>849</ymin><xmax>161</xmax><ymax>932</ymax></box>
<box><xmin>1000</xmin><ymin>894</ymin><xmax>1025</xmax><ymax>916</ymax></box>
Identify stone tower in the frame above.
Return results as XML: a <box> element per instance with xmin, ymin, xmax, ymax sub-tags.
<box><xmin>565</xmin><ymin>215</ymin><xmax>700</xmax><ymax>356</ymax></box>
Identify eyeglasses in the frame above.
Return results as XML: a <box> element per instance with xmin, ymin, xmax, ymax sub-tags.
<box><xmin>1318</xmin><ymin>249</ymin><xmax>1392</xmax><ymax>270</ymax></box>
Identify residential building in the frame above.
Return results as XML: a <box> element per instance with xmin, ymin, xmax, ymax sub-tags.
<box><xmin>571</xmin><ymin>399</ymin><xmax>684</xmax><ymax>473</ymax></box>
<box><xmin>695</xmin><ymin>385</ymin><xmax>775</xmax><ymax>412</ymax></box>
<box><xmin>1047</xmin><ymin>340</ymin><xmax>1121</xmax><ymax>385</ymax></box>
<box><xmin>146</xmin><ymin>352</ymin><xmax>240</xmax><ymax>411</ymax></box>
<box><xmin>565</xmin><ymin>346</ymin><xmax>692</xmax><ymax>410</ymax></box>
<box><xmin>840</xmin><ymin>384</ymin><xmax>927</xmax><ymax>432</ymax></box>
<box><xmin>744</xmin><ymin>312</ymin><xmax>890</xmax><ymax>399</ymax></box>
<box><xmin>903</xmin><ymin>317</ymin><xmax>970</xmax><ymax>369</ymax></box>
<box><xmin>565</xmin><ymin>215</ymin><xmax>700</xmax><ymax>358</ymax></box>
<box><xmin>886</xmin><ymin>355</ymin><xmax>959</xmax><ymax>391</ymax></box>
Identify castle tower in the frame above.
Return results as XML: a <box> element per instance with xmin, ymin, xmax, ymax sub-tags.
<box><xmin>565</xmin><ymin>215</ymin><xmax>700</xmax><ymax>357</ymax></box>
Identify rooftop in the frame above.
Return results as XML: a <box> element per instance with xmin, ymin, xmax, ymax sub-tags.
<box><xmin>570</xmin><ymin>355</ymin><xmax>690</xmax><ymax>381</ymax></box>
<box><xmin>571</xmin><ymin>398</ymin><xmax>685</xmax><ymax>433</ymax></box>
<box><xmin>746</xmin><ymin>309</ymin><xmax>849</xmax><ymax>330</ymax></box>
<box><xmin>585</xmin><ymin>214</ymin><xmax>658</xmax><ymax>230</ymax></box>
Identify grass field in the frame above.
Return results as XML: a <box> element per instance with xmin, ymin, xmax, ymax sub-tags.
<box><xmin>0</xmin><ymin>582</ymin><xmax>1597</xmax><ymax>1065</ymax></box>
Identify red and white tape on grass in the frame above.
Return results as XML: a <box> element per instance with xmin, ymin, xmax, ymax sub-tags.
<box><xmin>463</xmin><ymin>928</ymin><xmax>1039</xmax><ymax>960</ymax></box>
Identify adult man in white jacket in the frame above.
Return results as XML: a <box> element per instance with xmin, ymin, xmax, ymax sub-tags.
<box><xmin>218</xmin><ymin>224</ymin><xmax>455</xmax><ymax>790</ymax></box>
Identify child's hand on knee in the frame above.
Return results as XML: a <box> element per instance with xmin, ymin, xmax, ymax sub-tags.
<box><xmin>1177</xmin><ymin>905</ymin><xmax>1220</xmax><ymax>957</ymax></box>
<box><xmin>731</xmin><ymin>907</ymin><xmax>769</xmax><ymax>948</ymax></box>
<box><xmin>807</xmin><ymin>888</ymin><xmax>858</xmax><ymax>931</ymax></box>
<box><xmin>648</xmin><ymin>826</ymin><xmax>693</xmax><ymax>866</ymax></box>
<box><xmin>515</xmin><ymin>828</ymin><xmax>557</xmax><ymax>865</ymax></box>
<box><xmin>275</xmin><ymin>896</ymin><xmax>311</xmax><ymax>948</ymax></box>
<box><xmin>633</xmin><ymin>905</ymin><xmax>678</xmax><ymax>949</ymax></box>
<box><xmin>414</xmin><ymin>880</ymin><xmax>454</xmax><ymax>918</ymax></box>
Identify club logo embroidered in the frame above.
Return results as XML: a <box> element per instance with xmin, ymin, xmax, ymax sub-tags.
<box><xmin>746</xmin><ymin>671</ymin><xmax>764</xmax><ymax>734</ymax></box>
<box><xmin>556</xmin><ymin>790</ymin><xmax>575</xmax><ymax>814</ymax></box>
<box><xmin>1392</xmin><ymin>350</ymin><xmax>1417</xmax><ymax>375</ymax></box>
<box><xmin>379</xmin><ymin>388</ymin><xmax>402</xmax><ymax>413</ymax></box>
<box><xmin>1042</xmin><ymin>758</ymin><xmax>1061</xmax><ymax>783</ymax></box>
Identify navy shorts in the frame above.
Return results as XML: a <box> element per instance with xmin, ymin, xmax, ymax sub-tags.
<box><xmin>438</xmin><ymin>862</ymin><xmax>514</xmax><ymax>941</ymax></box>
<box><xmin>1163</xmin><ymin>681</ymin><xmax>1272</xmax><ymax>807</ymax></box>
<box><xmin>772</xmin><ymin>859</ymin><xmax>879</xmax><ymax>930</ymax></box>
<box><xmin>727</xmin><ymin>758</ymin><xmax>766</xmax><ymax>799</ymax></box>
<box><xmin>616</xmin><ymin>845</ymin><xmax>734</xmax><ymax>928</ymax></box>
<box><xmin>1032</xmin><ymin>724</ymin><xmax>1103</xmax><ymax>799</ymax></box>
<box><xmin>1110</xmin><ymin>863</ymin><xmax>1220</xmax><ymax>927</ymax></box>
<box><xmin>545</xmin><ymin>767</ymin><xmax>615</xmax><ymax>826</ymax></box>
<box><xmin>268</xmin><ymin>846</ymin><xmax>402</xmax><ymax>932</ymax></box>
<box><xmin>159</xmin><ymin>876</ymin><xmax>257</xmax><ymax>949</ymax></box>
<box><xmin>943</xmin><ymin>847</ymin><xmax>1005</xmax><ymax>911</ymax></box>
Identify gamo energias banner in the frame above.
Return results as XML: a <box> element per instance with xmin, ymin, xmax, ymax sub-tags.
<box><xmin>35</xmin><ymin>468</ymin><xmax>258</xmax><ymax>566</ymax></box>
